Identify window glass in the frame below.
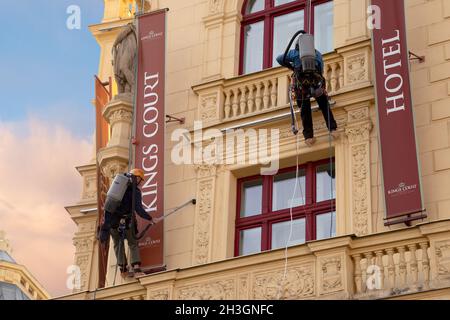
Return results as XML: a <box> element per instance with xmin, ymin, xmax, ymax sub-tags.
<box><xmin>274</xmin><ymin>0</ymin><xmax>297</xmax><ymax>6</ymax></box>
<box><xmin>240</xmin><ymin>227</ymin><xmax>262</xmax><ymax>255</ymax></box>
<box><xmin>243</xmin><ymin>21</ymin><xmax>265</xmax><ymax>74</ymax></box>
<box><xmin>314</xmin><ymin>1</ymin><xmax>334</xmax><ymax>53</ymax></box>
<box><xmin>271</xmin><ymin>218</ymin><xmax>306</xmax><ymax>249</ymax></box>
<box><xmin>272</xmin><ymin>10</ymin><xmax>305</xmax><ymax>66</ymax></box>
<box><xmin>316</xmin><ymin>211</ymin><xmax>336</xmax><ymax>240</ymax></box>
<box><xmin>316</xmin><ymin>163</ymin><xmax>336</xmax><ymax>202</ymax></box>
<box><xmin>245</xmin><ymin>0</ymin><xmax>265</xmax><ymax>14</ymax></box>
<box><xmin>272</xmin><ymin>169</ymin><xmax>306</xmax><ymax>211</ymax></box>
<box><xmin>241</xmin><ymin>179</ymin><xmax>263</xmax><ymax>217</ymax></box>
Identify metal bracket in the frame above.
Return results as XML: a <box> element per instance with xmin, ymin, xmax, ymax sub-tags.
<box><xmin>166</xmin><ymin>114</ymin><xmax>185</xmax><ymax>124</ymax></box>
<box><xmin>409</xmin><ymin>51</ymin><xmax>425</xmax><ymax>63</ymax></box>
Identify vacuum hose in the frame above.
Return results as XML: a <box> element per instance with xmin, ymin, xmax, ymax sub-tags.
<box><xmin>282</xmin><ymin>30</ymin><xmax>306</xmax><ymax>71</ymax></box>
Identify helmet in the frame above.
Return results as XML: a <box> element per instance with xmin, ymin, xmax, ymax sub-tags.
<box><xmin>130</xmin><ymin>168</ymin><xmax>145</xmax><ymax>180</ymax></box>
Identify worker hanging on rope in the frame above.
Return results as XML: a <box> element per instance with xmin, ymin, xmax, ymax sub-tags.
<box><xmin>99</xmin><ymin>168</ymin><xmax>157</xmax><ymax>278</ymax></box>
<box><xmin>276</xmin><ymin>30</ymin><xmax>339</xmax><ymax>146</ymax></box>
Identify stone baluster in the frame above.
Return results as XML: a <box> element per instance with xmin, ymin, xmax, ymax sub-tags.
<box><xmin>270</xmin><ymin>79</ymin><xmax>277</xmax><ymax>108</ymax></box>
<box><xmin>263</xmin><ymin>80</ymin><xmax>270</xmax><ymax>110</ymax></box>
<box><xmin>397</xmin><ymin>246</ymin><xmax>407</xmax><ymax>287</ymax></box>
<box><xmin>363</xmin><ymin>252</ymin><xmax>373</xmax><ymax>292</ymax></box>
<box><xmin>255</xmin><ymin>82</ymin><xmax>263</xmax><ymax>110</ymax></box>
<box><xmin>338</xmin><ymin>61</ymin><xmax>344</xmax><ymax>91</ymax></box>
<box><xmin>232</xmin><ymin>88</ymin><xmax>239</xmax><ymax>117</ymax></box>
<box><xmin>224</xmin><ymin>91</ymin><xmax>231</xmax><ymax>119</ymax></box>
<box><xmin>352</xmin><ymin>254</ymin><xmax>363</xmax><ymax>294</ymax></box>
<box><xmin>239</xmin><ymin>87</ymin><xmax>247</xmax><ymax>115</ymax></box>
<box><xmin>247</xmin><ymin>84</ymin><xmax>255</xmax><ymax>113</ymax></box>
<box><xmin>330</xmin><ymin>62</ymin><xmax>338</xmax><ymax>93</ymax></box>
<box><xmin>408</xmin><ymin>244</ymin><xmax>419</xmax><ymax>285</ymax></box>
<box><xmin>374</xmin><ymin>250</ymin><xmax>385</xmax><ymax>290</ymax></box>
<box><xmin>385</xmin><ymin>248</ymin><xmax>396</xmax><ymax>289</ymax></box>
<box><xmin>420</xmin><ymin>242</ymin><xmax>430</xmax><ymax>286</ymax></box>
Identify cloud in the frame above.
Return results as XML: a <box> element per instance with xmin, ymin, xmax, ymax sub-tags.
<box><xmin>0</xmin><ymin>117</ymin><xmax>93</xmax><ymax>297</ymax></box>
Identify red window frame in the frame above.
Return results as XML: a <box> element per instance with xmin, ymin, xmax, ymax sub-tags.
<box><xmin>235</xmin><ymin>159</ymin><xmax>336</xmax><ymax>256</ymax></box>
<box><xmin>239</xmin><ymin>0</ymin><xmax>332</xmax><ymax>75</ymax></box>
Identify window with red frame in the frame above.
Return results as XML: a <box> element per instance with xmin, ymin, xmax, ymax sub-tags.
<box><xmin>235</xmin><ymin>160</ymin><xmax>336</xmax><ymax>256</ymax></box>
<box><xmin>240</xmin><ymin>0</ymin><xmax>334</xmax><ymax>75</ymax></box>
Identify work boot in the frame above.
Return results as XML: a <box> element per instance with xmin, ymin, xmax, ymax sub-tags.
<box><xmin>305</xmin><ymin>137</ymin><xmax>316</xmax><ymax>147</ymax></box>
<box><xmin>132</xmin><ymin>266</ymin><xmax>145</xmax><ymax>278</ymax></box>
<box><xmin>119</xmin><ymin>265</ymin><xmax>128</xmax><ymax>278</ymax></box>
<box><xmin>330</xmin><ymin>130</ymin><xmax>340</xmax><ymax>140</ymax></box>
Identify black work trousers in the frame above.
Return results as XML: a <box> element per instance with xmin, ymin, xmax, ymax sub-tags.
<box><xmin>298</xmin><ymin>94</ymin><xmax>337</xmax><ymax>139</ymax></box>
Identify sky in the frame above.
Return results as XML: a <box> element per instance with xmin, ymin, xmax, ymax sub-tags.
<box><xmin>0</xmin><ymin>0</ymin><xmax>104</xmax><ymax>297</ymax></box>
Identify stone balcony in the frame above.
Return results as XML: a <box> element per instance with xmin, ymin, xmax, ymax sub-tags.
<box><xmin>57</xmin><ymin>219</ymin><xmax>450</xmax><ymax>300</ymax></box>
<box><xmin>192</xmin><ymin>40</ymin><xmax>372</xmax><ymax>129</ymax></box>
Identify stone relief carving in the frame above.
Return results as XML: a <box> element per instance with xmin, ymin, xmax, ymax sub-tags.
<box><xmin>194</xmin><ymin>179</ymin><xmax>213</xmax><ymax>264</ymax></box>
<box><xmin>209</xmin><ymin>0</ymin><xmax>224</xmax><ymax>14</ymax></box>
<box><xmin>101</xmin><ymin>161</ymin><xmax>128</xmax><ymax>181</ymax></box>
<box><xmin>178</xmin><ymin>279</ymin><xmax>235</xmax><ymax>300</ymax></box>
<box><xmin>239</xmin><ymin>274</ymin><xmax>249</xmax><ymax>299</ymax></box>
<box><xmin>252</xmin><ymin>264</ymin><xmax>315</xmax><ymax>300</ymax></box>
<box><xmin>148</xmin><ymin>289</ymin><xmax>169</xmax><ymax>300</ymax></box>
<box><xmin>200</xmin><ymin>93</ymin><xmax>218</xmax><ymax>121</ymax></box>
<box><xmin>435</xmin><ymin>241</ymin><xmax>450</xmax><ymax>277</ymax></box>
<box><xmin>73</xmin><ymin>237</ymin><xmax>94</xmax><ymax>254</ymax></box>
<box><xmin>195</xmin><ymin>164</ymin><xmax>218</xmax><ymax>179</ymax></box>
<box><xmin>108</xmin><ymin>109</ymin><xmax>133</xmax><ymax>125</ymax></box>
<box><xmin>321</xmin><ymin>257</ymin><xmax>344</xmax><ymax>293</ymax></box>
<box><xmin>348</xmin><ymin>108</ymin><xmax>369</xmax><ymax>122</ymax></box>
<box><xmin>82</xmin><ymin>175</ymin><xmax>97</xmax><ymax>200</ymax></box>
<box><xmin>75</xmin><ymin>255</ymin><xmax>90</xmax><ymax>291</ymax></box>
<box><xmin>351</xmin><ymin>144</ymin><xmax>369</xmax><ymax>236</ymax></box>
<box><xmin>345</xmin><ymin>122</ymin><xmax>372</xmax><ymax>144</ymax></box>
<box><xmin>347</xmin><ymin>54</ymin><xmax>366</xmax><ymax>84</ymax></box>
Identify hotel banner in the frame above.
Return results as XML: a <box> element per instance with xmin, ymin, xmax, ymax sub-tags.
<box><xmin>135</xmin><ymin>10</ymin><xmax>167</xmax><ymax>270</ymax></box>
<box><xmin>371</xmin><ymin>0</ymin><xmax>424</xmax><ymax>221</ymax></box>
<box><xmin>94</xmin><ymin>76</ymin><xmax>111</xmax><ymax>288</ymax></box>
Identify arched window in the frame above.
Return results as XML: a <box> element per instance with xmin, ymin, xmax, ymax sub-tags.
<box><xmin>240</xmin><ymin>0</ymin><xmax>334</xmax><ymax>75</ymax></box>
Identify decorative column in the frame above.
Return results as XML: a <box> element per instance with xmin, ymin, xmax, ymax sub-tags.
<box><xmin>345</xmin><ymin>104</ymin><xmax>373</xmax><ymax>236</ymax></box>
<box><xmin>192</xmin><ymin>165</ymin><xmax>219</xmax><ymax>265</ymax></box>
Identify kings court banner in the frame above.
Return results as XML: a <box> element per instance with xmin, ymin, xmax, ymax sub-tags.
<box><xmin>134</xmin><ymin>10</ymin><xmax>166</xmax><ymax>271</ymax></box>
<box><xmin>371</xmin><ymin>0</ymin><xmax>425</xmax><ymax>223</ymax></box>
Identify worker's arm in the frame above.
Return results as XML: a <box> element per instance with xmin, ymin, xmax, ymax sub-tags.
<box><xmin>276</xmin><ymin>49</ymin><xmax>299</xmax><ymax>70</ymax></box>
<box><xmin>315</xmin><ymin>50</ymin><xmax>324</xmax><ymax>74</ymax></box>
<box><xmin>134</xmin><ymin>188</ymin><xmax>154</xmax><ymax>222</ymax></box>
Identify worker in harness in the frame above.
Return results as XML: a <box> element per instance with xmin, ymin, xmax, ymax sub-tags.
<box><xmin>276</xmin><ymin>31</ymin><xmax>338</xmax><ymax>146</ymax></box>
<box><xmin>99</xmin><ymin>168</ymin><xmax>155</xmax><ymax>278</ymax></box>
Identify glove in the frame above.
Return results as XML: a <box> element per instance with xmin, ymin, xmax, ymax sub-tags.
<box><xmin>99</xmin><ymin>228</ymin><xmax>110</xmax><ymax>244</ymax></box>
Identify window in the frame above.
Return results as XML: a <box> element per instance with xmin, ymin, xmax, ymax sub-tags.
<box><xmin>236</xmin><ymin>160</ymin><xmax>336</xmax><ymax>256</ymax></box>
<box><xmin>240</xmin><ymin>0</ymin><xmax>334</xmax><ymax>75</ymax></box>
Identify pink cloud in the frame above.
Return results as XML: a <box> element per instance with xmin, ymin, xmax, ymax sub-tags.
<box><xmin>0</xmin><ymin>117</ymin><xmax>93</xmax><ymax>297</ymax></box>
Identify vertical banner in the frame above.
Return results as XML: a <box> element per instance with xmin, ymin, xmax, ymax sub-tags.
<box><xmin>371</xmin><ymin>0</ymin><xmax>425</xmax><ymax>223</ymax></box>
<box><xmin>94</xmin><ymin>76</ymin><xmax>111</xmax><ymax>288</ymax></box>
<box><xmin>135</xmin><ymin>10</ymin><xmax>167</xmax><ymax>271</ymax></box>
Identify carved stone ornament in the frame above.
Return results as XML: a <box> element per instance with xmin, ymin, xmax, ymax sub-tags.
<box><xmin>252</xmin><ymin>264</ymin><xmax>315</xmax><ymax>299</ymax></box>
<box><xmin>177</xmin><ymin>279</ymin><xmax>235</xmax><ymax>300</ymax></box>
<box><xmin>436</xmin><ymin>241</ymin><xmax>450</xmax><ymax>277</ymax></box>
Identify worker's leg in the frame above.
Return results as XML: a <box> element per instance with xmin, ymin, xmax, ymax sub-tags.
<box><xmin>110</xmin><ymin>228</ymin><xmax>127</xmax><ymax>270</ymax></box>
<box><xmin>299</xmin><ymin>98</ymin><xmax>314</xmax><ymax>139</ymax></box>
<box><xmin>316</xmin><ymin>94</ymin><xmax>337</xmax><ymax>132</ymax></box>
<box><xmin>126</xmin><ymin>227</ymin><xmax>141</xmax><ymax>268</ymax></box>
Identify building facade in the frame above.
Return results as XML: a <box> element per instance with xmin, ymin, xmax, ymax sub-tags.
<box><xmin>0</xmin><ymin>231</ymin><xmax>50</xmax><ymax>300</ymax></box>
<box><xmin>61</xmin><ymin>0</ymin><xmax>450</xmax><ymax>300</ymax></box>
